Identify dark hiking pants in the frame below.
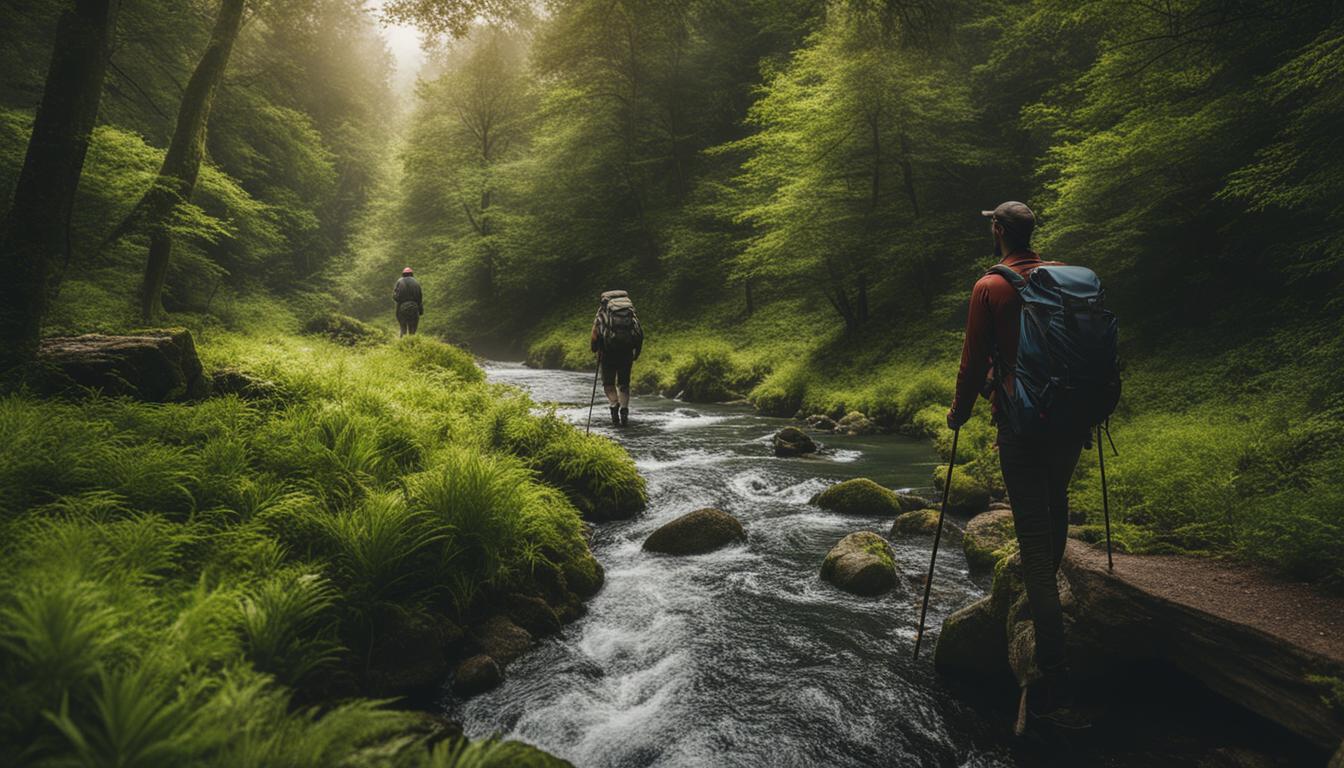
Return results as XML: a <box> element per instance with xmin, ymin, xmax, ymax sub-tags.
<box><xmin>397</xmin><ymin>302</ymin><xmax>420</xmax><ymax>337</ymax></box>
<box><xmin>998</xmin><ymin>429</ymin><xmax>1083</xmax><ymax>675</ymax></box>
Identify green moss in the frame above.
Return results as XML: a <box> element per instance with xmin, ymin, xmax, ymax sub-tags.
<box><xmin>302</xmin><ymin>311</ymin><xmax>386</xmax><ymax>346</ymax></box>
<box><xmin>811</xmin><ymin>478</ymin><xmax>922</xmax><ymax>517</ymax></box>
<box><xmin>965</xmin><ymin>511</ymin><xmax>1018</xmax><ymax>572</ymax></box>
<box><xmin>932</xmin><ymin>465</ymin><xmax>991</xmax><ymax>514</ymax></box>
<box><xmin>1305</xmin><ymin>674</ymin><xmax>1344</xmax><ymax>717</ymax></box>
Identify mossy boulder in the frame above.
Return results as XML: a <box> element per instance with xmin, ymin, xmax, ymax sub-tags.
<box><xmin>836</xmin><ymin>410</ymin><xmax>875</xmax><ymax>435</ymax></box>
<box><xmin>773</xmin><ymin>426</ymin><xmax>817</xmax><ymax>457</ymax></box>
<box><xmin>932</xmin><ymin>464</ymin><xmax>991</xmax><ymax>514</ymax></box>
<box><xmin>452</xmin><ymin>654</ymin><xmax>502</xmax><ymax>696</ymax></box>
<box><xmin>820</xmin><ymin>531</ymin><xmax>899</xmax><ymax>596</ymax></box>
<box><xmin>36</xmin><ymin>328</ymin><xmax>207</xmax><ymax>402</ymax></box>
<box><xmin>303</xmin><ymin>311</ymin><xmax>386</xmax><ymax>345</ymax></box>
<box><xmin>933</xmin><ymin>596</ymin><xmax>1011</xmax><ymax>681</ymax></box>
<box><xmin>811</xmin><ymin>478</ymin><xmax>925</xmax><ymax>517</ymax></box>
<box><xmin>806</xmin><ymin>414</ymin><xmax>838</xmax><ymax>432</ymax></box>
<box><xmin>643</xmin><ymin>507</ymin><xmax>746</xmax><ymax>555</ymax></box>
<box><xmin>561</xmin><ymin>553</ymin><xmax>605</xmax><ymax>599</ymax></box>
<box><xmin>468</xmin><ymin>615</ymin><xmax>533</xmax><ymax>668</ymax></box>
<box><xmin>210</xmin><ymin>366</ymin><xmax>284</xmax><ymax>401</ymax></box>
<box><xmin>963</xmin><ymin>509</ymin><xmax>1018</xmax><ymax>572</ymax></box>
<box><xmin>502</xmin><ymin>593</ymin><xmax>562</xmax><ymax>638</ymax></box>
<box><xmin>891</xmin><ymin>508</ymin><xmax>963</xmax><ymax>541</ymax></box>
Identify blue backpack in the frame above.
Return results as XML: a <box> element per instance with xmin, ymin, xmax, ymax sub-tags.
<box><xmin>989</xmin><ymin>264</ymin><xmax>1121</xmax><ymax>439</ymax></box>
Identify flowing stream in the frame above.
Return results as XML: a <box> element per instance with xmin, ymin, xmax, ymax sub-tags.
<box><xmin>441</xmin><ymin>362</ymin><xmax>1010</xmax><ymax>767</ymax></box>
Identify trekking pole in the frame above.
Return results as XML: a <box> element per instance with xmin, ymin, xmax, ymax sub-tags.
<box><xmin>913</xmin><ymin>426</ymin><xmax>959</xmax><ymax>660</ymax></box>
<box><xmin>1097</xmin><ymin>424</ymin><xmax>1113</xmax><ymax>571</ymax></box>
<box><xmin>585</xmin><ymin>355</ymin><xmax>601</xmax><ymax>435</ymax></box>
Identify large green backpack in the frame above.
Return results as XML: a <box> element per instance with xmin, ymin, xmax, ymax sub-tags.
<box><xmin>599</xmin><ymin>291</ymin><xmax>642</xmax><ymax>355</ymax></box>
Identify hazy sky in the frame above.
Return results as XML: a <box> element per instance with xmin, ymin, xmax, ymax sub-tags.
<box><xmin>367</xmin><ymin>1</ymin><xmax>426</xmax><ymax>90</ymax></box>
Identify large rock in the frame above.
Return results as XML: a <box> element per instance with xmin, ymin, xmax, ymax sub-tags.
<box><xmin>933</xmin><ymin>596</ymin><xmax>1011</xmax><ymax>682</ymax></box>
<box><xmin>773</xmin><ymin>426</ymin><xmax>817</xmax><ymax>457</ymax></box>
<box><xmin>820</xmin><ymin>531</ymin><xmax>899</xmax><ymax>596</ymax></box>
<box><xmin>805</xmin><ymin>414</ymin><xmax>838</xmax><ymax>432</ymax></box>
<box><xmin>962</xmin><ymin>509</ymin><xmax>1017</xmax><ymax>572</ymax></box>
<box><xmin>502</xmin><ymin>593</ymin><xmax>562</xmax><ymax>638</ymax></box>
<box><xmin>836</xmin><ymin>410</ymin><xmax>875</xmax><ymax>435</ymax></box>
<box><xmin>452</xmin><ymin>654</ymin><xmax>502</xmax><ymax>696</ymax></box>
<box><xmin>890</xmin><ymin>508</ymin><xmax>963</xmax><ymax>540</ymax></box>
<box><xmin>469</xmin><ymin>615</ymin><xmax>533</xmax><ymax>667</ymax></box>
<box><xmin>811</xmin><ymin>478</ymin><xmax>926</xmax><ymax>517</ymax></box>
<box><xmin>36</xmin><ymin>329</ymin><xmax>207</xmax><ymax>401</ymax></box>
<box><xmin>643</xmin><ymin>507</ymin><xmax>746</xmax><ymax>555</ymax></box>
<box><xmin>931</xmin><ymin>465</ymin><xmax>991</xmax><ymax>514</ymax></box>
<box><xmin>937</xmin><ymin>540</ymin><xmax>1344</xmax><ymax>751</ymax></box>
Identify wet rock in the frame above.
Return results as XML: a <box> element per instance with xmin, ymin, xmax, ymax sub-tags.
<box><xmin>561</xmin><ymin>553</ymin><xmax>605</xmax><ymax>599</ymax></box>
<box><xmin>806</xmin><ymin>414</ymin><xmax>838</xmax><ymax>432</ymax></box>
<box><xmin>503</xmin><ymin>593</ymin><xmax>562</xmax><ymax>638</ymax></box>
<box><xmin>303</xmin><ymin>311</ymin><xmax>386</xmax><ymax>345</ymax></box>
<box><xmin>35</xmin><ymin>328</ymin><xmax>207</xmax><ymax>402</ymax></box>
<box><xmin>963</xmin><ymin>509</ymin><xmax>1017</xmax><ymax>572</ymax></box>
<box><xmin>452</xmin><ymin>654</ymin><xmax>502</xmax><ymax>697</ymax></box>
<box><xmin>836</xmin><ymin>410</ymin><xmax>875</xmax><ymax>435</ymax></box>
<box><xmin>469</xmin><ymin>615</ymin><xmax>533</xmax><ymax>667</ymax></box>
<box><xmin>811</xmin><ymin>478</ymin><xmax>925</xmax><ymax>517</ymax></box>
<box><xmin>891</xmin><ymin>508</ymin><xmax>963</xmax><ymax>541</ymax></box>
<box><xmin>932</xmin><ymin>465</ymin><xmax>991</xmax><ymax>514</ymax></box>
<box><xmin>643</xmin><ymin>507</ymin><xmax>746</xmax><ymax>555</ymax></box>
<box><xmin>773</xmin><ymin>426</ymin><xmax>817</xmax><ymax>457</ymax></box>
<box><xmin>934</xmin><ymin>596</ymin><xmax>1011</xmax><ymax>682</ymax></box>
<box><xmin>821</xmin><ymin>531</ymin><xmax>899</xmax><ymax>596</ymax></box>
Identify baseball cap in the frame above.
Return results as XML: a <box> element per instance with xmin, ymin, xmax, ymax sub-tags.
<box><xmin>981</xmin><ymin>201</ymin><xmax>1036</xmax><ymax>238</ymax></box>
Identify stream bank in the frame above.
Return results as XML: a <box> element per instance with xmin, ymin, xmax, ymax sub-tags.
<box><xmin>445</xmin><ymin>363</ymin><xmax>1333</xmax><ymax>767</ymax></box>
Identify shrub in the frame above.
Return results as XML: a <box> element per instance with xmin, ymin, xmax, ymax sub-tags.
<box><xmin>302</xmin><ymin>312</ymin><xmax>386</xmax><ymax>346</ymax></box>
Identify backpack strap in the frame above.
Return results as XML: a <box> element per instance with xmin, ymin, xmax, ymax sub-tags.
<box><xmin>986</xmin><ymin>263</ymin><xmax>1027</xmax><ymax>293</ymax></box>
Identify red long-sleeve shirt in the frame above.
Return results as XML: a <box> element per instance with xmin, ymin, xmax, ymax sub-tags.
<box><xmin>949</xmin><ymin>250</ymin><xmax>1058</xmax><ymax>427</ymax></box>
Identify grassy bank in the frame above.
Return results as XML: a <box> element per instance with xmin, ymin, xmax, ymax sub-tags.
<box><xmin>524</xmin><ymin>290</ymin><xmax>1344</xmax><ymax>591</ymax></box>
<box><xmin>0</xmin><ymin>319</ymin><xmax>644</xmax><ymax>766</ymax></box>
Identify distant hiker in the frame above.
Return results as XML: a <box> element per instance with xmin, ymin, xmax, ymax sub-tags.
<box><xmin>591</xmin><ymin>290</ymin><xmax>643</xmax><ymax>426</ymax></box>
<box><xmin>946</xmin><ymin>201</ymin><xmax>1119</xmax><ymax>732</ymax></box>
<box><xmin>394</xmin><ymin>267</ymin><xmax>423</xmax><ymax>337</ymax></box>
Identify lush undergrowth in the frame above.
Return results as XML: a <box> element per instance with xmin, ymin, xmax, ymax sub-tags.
<box><xmin>0</xmin><ymin>323</ymin><xmax>644</xmax><ymax>766</ymax></box>
<box><xmin>524</xmin><ymin>291</ymin><xmax>1344</xmax><ymax>591</ymax></box>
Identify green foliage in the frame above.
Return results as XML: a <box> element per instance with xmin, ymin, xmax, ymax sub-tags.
<box><xmin>237</xmin><ymin>571</ymin><xmax>341</xmax><ymax>687</ymax></box>
<box><xmin>0</xmin><ymin>328</ymin><xmax>634</xmax><ymax>764</ymax></box>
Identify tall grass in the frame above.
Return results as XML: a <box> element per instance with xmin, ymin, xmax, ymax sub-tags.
<box><xmin>0</xmin><ymin>329</ymin><xmax>640</xmax><ymax>765</ymax></box>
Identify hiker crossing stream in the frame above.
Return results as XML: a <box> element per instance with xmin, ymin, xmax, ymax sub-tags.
<box><xmin>441</xmin><ymin>363</ymin><xmax>1006</xmax><ymax>766</ymax></box>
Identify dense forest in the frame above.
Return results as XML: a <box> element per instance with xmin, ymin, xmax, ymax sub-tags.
<box><xmin>1</xmin><ymin>0</ymin><xmax>1342</xmax><ymax>765</ymax></box>
<box><xmin>363</xmin><ymin>0</ymin><xmax>1343</xmax><ymax>587</ymax></box>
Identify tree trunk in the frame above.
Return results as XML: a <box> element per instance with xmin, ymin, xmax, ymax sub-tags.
<box><xmin>899</xmin><ymin>131</ymin><xmax>920</xmax><ymax>218</ymax></box>
<box><xmin>132</xmin><ymin>0</ymin><xmax>246</xmax><ymax>320</ymax></box>
<box><xmin>0</xmin><ymin>0</ymin><xmax>120</xmax><ymax>370</ymax></box>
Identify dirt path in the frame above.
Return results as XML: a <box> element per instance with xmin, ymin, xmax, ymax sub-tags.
<box><xmin>1067</xmin><ymin>539</ymin><xmax>1344</xmax><ymax>664</ymax></box>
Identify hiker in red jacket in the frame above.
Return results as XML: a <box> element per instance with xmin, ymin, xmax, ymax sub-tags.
<box><xmin>947</xmin><ymin>201</ymin><xmax>1089</xmax><ymax>731</ymax></box>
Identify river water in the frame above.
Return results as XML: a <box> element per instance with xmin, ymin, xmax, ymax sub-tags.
<box><xmin>441</xmin><ymin>363</ymin><xmax>1011</xmax><ymax>767</ymax></box>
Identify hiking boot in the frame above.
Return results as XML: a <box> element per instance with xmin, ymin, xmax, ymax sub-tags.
<box><xmin>619</xmin><ymin>407</ymin><xmax>629</xmax><ymax>426</ymax></box>
<box><xmin>610</xmin><ymin>406</ymin><xmax>621</xmax><ymax>426</ymax></box>
<box><xmin>1021</xmin><ymin>672</ymin><xmax>1092</xmax><ymax>732</ymax></box>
